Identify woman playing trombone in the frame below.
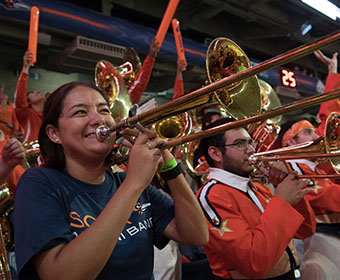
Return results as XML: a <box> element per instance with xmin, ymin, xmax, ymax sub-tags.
<box><xmin>14</xmin><ymin>81</ymin><xmax>208</xmax><ymax>279</ymax></box>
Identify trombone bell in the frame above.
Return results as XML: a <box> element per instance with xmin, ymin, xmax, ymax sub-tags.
<box><xmin>206</xmin><ymin>38</ymin><xmax>262</xmax><ymax>120</ymax></box>
<box><xmin>325</xmin><ymin>112</ymin><xmax>340</xmax><ymax>174</ymax></box>
<box><xmin>95</xmin><ymin>48</ymin><xmax>141</xmax><ymax>122</ymax></box>
<box><xmin>154</xmin><ymin>117</ymin><xmax>185</xmax><ymax>140</ymax></box>
<box><xmin>95</xmin><ymin>60</ymin><xmax>132</xmax><ymax>122</ymax></box>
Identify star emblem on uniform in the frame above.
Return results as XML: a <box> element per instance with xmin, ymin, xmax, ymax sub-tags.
<box><xmin>310</xmin><ymin>183</ymin><xmax>323</xmax><ymax>194</ymax></box>
<box><xmin>211</xmin><ymin>218</ymin><xmax>233</xmax><ymax>237</ymax></box>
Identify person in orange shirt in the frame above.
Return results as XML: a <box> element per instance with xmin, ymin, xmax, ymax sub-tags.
<box><xmin>269</xmin><ymin>50</ymin><xmax>340</xmax><ymax>279</ymax></box>
<box><xmin>196</xmin><ymin>117</ymin><xmax>315</xmax><ymax>280</ymax></box>
<box><xmin>277</xmin><ymin>114</ymin><xmax>340</xmax><ymax>280</ymax></box>
<box><xmin>129</xmin><ymin>40</ymin><xmax>188</xmax><ymax>104</ymax></box>
<box><xmin>14</xmin><ymin>50</ymin><xmax>46</xmax><ymax>144</ymax></box>
<box><xmin>0</xmin><ymin>84</ymin><xmax>20</xmax><ymax>140</ymax></box>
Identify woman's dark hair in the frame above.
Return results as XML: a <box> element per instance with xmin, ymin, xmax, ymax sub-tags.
<box><xmin>198</xmin><ymin>117</ymin><xmax>235</xmax><ymax>167</ymax></box>
<box><xmin>38</xmin><ymin>81</ymin><xmax>110</xmax><ymax>169</ymax></box>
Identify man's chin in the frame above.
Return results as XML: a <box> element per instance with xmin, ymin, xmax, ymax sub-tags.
<box><xmin>235</xmin><ymin>169</ymin><xmax>253</xmax><ymax>178</ymax></box>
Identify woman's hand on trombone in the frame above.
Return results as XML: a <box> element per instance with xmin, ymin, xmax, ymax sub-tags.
<box><xmin>120</xmin><ymin>126</ymin><xmax>209</xmax><ymax>246</ymax></box>
<box><xmin>120</xmin><ymin>127</ymin><xmax>170</xmax><ymax>188</ymax></box>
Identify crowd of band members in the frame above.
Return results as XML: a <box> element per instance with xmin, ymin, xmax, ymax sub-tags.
<box><xmin>0</xmin><ymin>38</ymin><xmax>340</xmax><ymax>280</ymax></box>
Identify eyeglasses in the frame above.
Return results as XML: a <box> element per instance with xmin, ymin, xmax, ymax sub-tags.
<box><xmin>219</xmin><ymin>140</ymin><xmax>257</xmax><ymax>151</ymax></box>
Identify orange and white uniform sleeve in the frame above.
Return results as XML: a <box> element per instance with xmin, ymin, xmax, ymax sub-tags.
<box><xmin>316</xmin><ymin>73</ymin><xmax>340</xmax><ymax>136</ymax></box>
<box><xmin>288</xmin><ymin>160</ymin><xmax>340</xmax><ymax>224</ymax></box>
<box><xmin>128</xmin><ymin>55</ymin><xmax>155</xmax><ymax>104</ymax></box>
<box><xmin>197</xmin><ymin>178</ymin><xmax>315</xmax><ymax>279</ymax></box>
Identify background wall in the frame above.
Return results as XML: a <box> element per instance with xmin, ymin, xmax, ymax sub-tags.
<box><xmin>0</xmin><ymin>65</ymin><xmax>93</xmax><ymax>102</ymax></box>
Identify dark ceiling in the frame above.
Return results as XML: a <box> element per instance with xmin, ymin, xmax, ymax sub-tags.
<box><xmin>1</xmin><ymin>0</ymin><xmax>340</xmax><ymax>95</ymax></box>
<box><xmin>64</xmin><ymin>0</ymin><xmax>340</xmax><ymax>77</ymax></box>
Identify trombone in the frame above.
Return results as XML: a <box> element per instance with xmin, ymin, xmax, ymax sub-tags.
<box><xmin>96</xmin><ymin>31</ymin><xmax>340</xmax><ymax>141</ymax></box>
<box><xmin>98</xmin><ymin>88</ymin><xmax>340</xmax><ymax>152</ymax></box>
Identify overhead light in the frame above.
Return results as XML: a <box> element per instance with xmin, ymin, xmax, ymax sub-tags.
<box><xmin>300</xmin><ymin>21</ymin><xmax>312</xmax><ymax>36</ymax></box>
<box><xmin>301</xmin><ymin>0</ymin><xmax>340</xmax><ymax>20</ymax></box>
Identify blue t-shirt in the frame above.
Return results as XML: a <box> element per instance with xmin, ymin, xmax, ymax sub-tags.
<box><xmin>14</xmin><ymin>167</ymin><xmax>175</xmax><ymax>279</ymax></box>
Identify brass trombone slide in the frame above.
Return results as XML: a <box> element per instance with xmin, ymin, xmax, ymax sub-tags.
<box><xmin>105</xmin><ymin>88</ymin><xmax>340</xmax><ymax>166</ymax></box>
<box><xmin>97</xmin><ymin>31</ymin><xmax>340</xmax><ymax>138</ymax></box>
<box><xmin>161</xmin><ymin>88</ymin><xmax>340</xmax><ymax>150</ymax></box>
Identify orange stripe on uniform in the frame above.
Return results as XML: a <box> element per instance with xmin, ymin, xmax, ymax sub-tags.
<box><xmin>39</xmin><ymin>7</ymin><xmax>110</xmax><ymax>29</ymax></box>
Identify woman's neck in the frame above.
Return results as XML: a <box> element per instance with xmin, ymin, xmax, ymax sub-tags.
<box><xmin>65</xmin><ymin>158</ymin><xmax>107</xmax><ymax>184</ymax></box>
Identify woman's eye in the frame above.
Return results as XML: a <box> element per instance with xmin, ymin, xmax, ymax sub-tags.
<box><xmin>100</xmin><ymin>108</ymin><xmax>111</xmax><ymax>114</ymax></box>
<box><xmin>73</xmin><ymin>110</ymin><xmax>86</xmax><ymax>116</ymax></box>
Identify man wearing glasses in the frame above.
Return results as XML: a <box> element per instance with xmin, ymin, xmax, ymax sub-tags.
<box><xmin>196</xmin><ymin>117</ymin><xmax>316</xmax><ymax>280</ymax></box>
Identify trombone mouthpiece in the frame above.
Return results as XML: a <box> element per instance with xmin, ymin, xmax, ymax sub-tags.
<box><xmin>248</xmin><ymin>155</ymin><xmax>259</xmax><ymax>166</ymax></box>
<box><xmin>96</xmin><ymin>125</ymin><xmax>110</xmax><ymax>141</ymax></box>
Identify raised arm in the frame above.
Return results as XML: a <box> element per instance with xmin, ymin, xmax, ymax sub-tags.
<box><xmin>128</xmin><ymin>39</ymin><xmax>160</xmax><ymax>104</ymax></box>
<box><xmin>314</xmin><ymin>50</ymin><xmax>340</xmax><ymax>135</ymax></box>
<box><xmin>15</xmin><ymin>50</ymin><xmax>33</xmax><ymax>109</ymax></box>
<box><xmin>173</xmin><ymin>59</ymin><xmax>187</xmax><ymax>100</ymax></box>
<box><xmin>314</xmin><ymin>50</ymin><xmax>338</xmax><ymax>74</ymax></box>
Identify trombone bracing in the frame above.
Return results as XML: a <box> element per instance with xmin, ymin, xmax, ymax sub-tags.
<box><xmin>96</xmin><ymin>30</ymin><xmax>340</xmax><ymax>138</ymax></box>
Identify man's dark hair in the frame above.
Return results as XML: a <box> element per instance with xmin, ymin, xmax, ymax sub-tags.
<box><xmin>198</xmin><ymin>117</ymin><xmax>235</xmax><ymax>167</ymax></box>
<box><xmin>202</xmin><ymin>110</ymin><xmax>222</xmax><ymax>130</ymax></box>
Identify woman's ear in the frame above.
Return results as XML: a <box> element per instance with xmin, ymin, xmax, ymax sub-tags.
<box><xmin>46</xmin><ymin>124</ymin><xmax>61</xmax><ymax>144</ymax></box>
<box><xmin>208</xmin><ymin>146</ymin><xmax>223</xmax><ymax>168</ymax></box>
